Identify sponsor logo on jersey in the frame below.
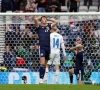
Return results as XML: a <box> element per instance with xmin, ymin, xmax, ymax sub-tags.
<box><xmin>40</xmin><ymin>53</ymin><xmax>43</xmax><ymax>56</ymax></box>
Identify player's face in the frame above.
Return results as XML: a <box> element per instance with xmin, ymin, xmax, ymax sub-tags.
<box><xmin>41</xmin><ymin>17</ymin><xmax>47</xmax><ymax>24</ymax></box>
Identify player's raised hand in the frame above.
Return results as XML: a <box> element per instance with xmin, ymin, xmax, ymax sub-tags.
<box><xmin>47</xmin><ymin>18</ymin><xmax>51</xmax><ymax>21</ymax></box>
<box><xmin>63</xmin><ymin>56</ymin><xmax>66</xmax><ymax>60</ymax></box>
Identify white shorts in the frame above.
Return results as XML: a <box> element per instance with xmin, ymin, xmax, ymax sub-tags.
<box><xmin>47</xmin><ymin>50</ymin><xmax>60</xmax><ymax>65</ymax></box>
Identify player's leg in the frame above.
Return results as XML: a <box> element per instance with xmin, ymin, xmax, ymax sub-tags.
<box><xmin>54</xmin><ymin>52</ymin><xmax>60</xmax><ymax>84</ymax></box>
<box><xmin>39</xmin><ymin>48</ymin><xmax>46</xmax><ymax>83</ymax></box>
<box><xmin>43</xmin><ymin>60</ymin><xmax>49</xmax><ymax>83</ymax></box>
<box><xmin>68</xmin><ymin>68</ymin><xmax>74</xmax><ymax>84</ymax></box>
<box><xmin>75</xmin><ymin>68</ymin><xmax>83</xmax><ymax>85</ymax></box>
<box><xmin>78</xmin><ymin>69</ymin><xmax>84</xmax><ymax>85</ymax></box>
<box><xmin>44</xmin><ymin>49</ymin><xmax>52</xmax><ymax>83</ymax></box>
<box><xmin>55</xmin><ymin>65</ymin><xmax>60</xmax><ymax>84</ymax></box>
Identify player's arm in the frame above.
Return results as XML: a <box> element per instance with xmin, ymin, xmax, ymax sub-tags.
<box><xmin>61</xmin><ymin>36</ymin><xmax>66</xmax><ymax>60</ymax></box>
<box><xmin>47</xmin><ymin>18</ymin><xmax>58</xmax><ymax>28</ymax></box>
<box><xmin>70</xmin><ymin>44</ymin><xmax>83</xmax><ymax>54</ymax></box>
<box><xmin>70</xmin><ymin>47</ymin><xmax>76</xmax><ymax>51</ymax></box>
<box><xmin>34</xmin><ymin>16</ymin><xmax>41</xmax><ymax>27</ymax></box>
<box><xmin>70</xmin><ymin>47</ymin><xmax>78</xmax><ymax>55</ymax></box>
<box><xmin>70</xmin><ymin>44</ymin><xmax>83</xmax><ymax>51</ymax></box>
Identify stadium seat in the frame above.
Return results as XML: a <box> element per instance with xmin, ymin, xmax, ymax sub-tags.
<box><xmin>79</xmin><ymin>6</ymin><xmax>88</xmax><ymax>12</ymax></box>
<box><xmin>16</xmin><ymin>58</ymin><xmax>26</xmax><ymax>66</ymax></box>
<box><xmin>6</xmin><ymin>11</ymin><xmax>12</xmax><ymax>13</ymax></box>
<box><xmin>80</xmin><ymin>1</ymin><xmax>84</xmax><ymax>6</ymax></box>
<box><xmin>92</xmin><ymin>1</ymin><xmax>98</xmax><ymax>6</ymax></box>
<box><xmin>20</xmin><ymin>11</ymin><xmax>23</xmax><ymax>13</ymax></box>
<box><xmin>88</xmin><ymin>6</ymin><xmax>98</xmax><ymax>12</ymax></box>
<box><xmin>61</xmin><ymin>6</ymin><xmax>68</xmax><ymax>12</ymax></box>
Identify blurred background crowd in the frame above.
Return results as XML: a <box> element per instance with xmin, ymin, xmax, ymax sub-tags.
<box><xmin>4</xmin><ymin>15</ymin><xmax>100</xmax><ymax>75</ymax></box>
<box><xmin>0</xmin><ymin>0</ymin><xmax>99</xmax><ymax>81</ymax></box>
<box><xmin>0</xmin><ymin>0</ymin><xmax>100</xmax><ymax>12</ymax></box>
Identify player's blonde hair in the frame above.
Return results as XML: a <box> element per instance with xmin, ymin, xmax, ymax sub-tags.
<box><xmin>76</xmin><ymin>44</ymin><xmax>83</xmax><ymax>51</ymax></box>
<box><xmin>51</xmin><ymin>27</ymin><xmax>59</xmax><ymax>33</ymax></box>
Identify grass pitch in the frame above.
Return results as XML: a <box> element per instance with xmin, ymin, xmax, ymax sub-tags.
<box><xmin>0</xmin><ymin>85</ymin><xmax>100</xmax><ymax>90</ymax></box>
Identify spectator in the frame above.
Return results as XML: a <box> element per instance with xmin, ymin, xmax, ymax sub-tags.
<box><xmin>0</xmin><ymin>63</ymin><xmax>7</xmax><ymax>72</ymax></box>
<box><xmin>13</xmin><ymin>24</ymin><xmax>21</xmax><ymax>47</ymax></box>
<box><xmin>68</xmin><ymin>0</ymin><xmax>80</xmax><ymax>12</ymax></box>
<box><xmin>20</xmin><ymin>0</ymin><xmax>27</xmax><ymax>10</ymax></box>
<box><xmin>16</xmin><ymin>44</ymin><xmax>33</xmax><ymax>67</ymax></box>
<box><xmin>35</xmin><ymin>0</ymin><xmax>47</xmax><ymax>12</ymax></box>
<box><xmin>1</xmin><ymin>0</ymin><xmax>12</xmax><ymax>12</ymax></box>
<box><xmin>94</xmin><ymin>29</ymin><xmax>100</xmax><ymax>40</ymax></box>
<box><xmin>58</xmin><ymin>0</ymin><xmax>66</xmax><ymax>6</ymax></box>
<box><xmin>6</xmin><ymin>24</ymin><xmax>15</xmax><ymax>33</ymax></box>
<box><xmin>82</xmin><ymin>19</ymin><xmax>94</xmax><ymax>45</ymax></box>
<box><xmin>20</xmin><ymin>25</ymin><xmax>25</xmax><ymax>35</ymax></box>
<box><xmin>5</xmin><ymin>24</ymin><xmax>21</xmax><ymax>49</ymax></box>
<box><xmin>5</xmin><ymin>24</ymin><xmax>15</xmax><ymax>48</ymax></box>
<box><xmin>21</xmin><ymin>27</ymin><xmax>33</xmax><ymax>49</ymax></box>
<box><xmin>12</xmin><ymin>0</ymin><xmax>21</xmax><ymax>11</ymax></box>
<box><xmin>11</xmin><ymin>10</ymin><xmax>23</xmax><ymax>23</ymax></box>
<box><xmin>68</xmin><ymin>17</ymin><xmax>81</xmax><ymax>45</ymax></box>
<box><xmin>3</xmin><ymin>46</ymin><xmax>16</xmax><ymax>70</ymax></box>
<box><xmin>48</xmin><ymin>0</ymin><xmax>61</xmax><ymax>12</ymax></box>
<box><xmin>93</xmin><ymin>19</ymin><xmax>100</xmax><ymax>40</ymax></box>
<box><xmin>24</xmin><ymin>0</ymin><xmax>37</xmax><ymax>12</ymax></box>
<box><xmin>84</xmin><ymin>0</ymin><xmax>92</xmax><ymax>6</ymax></box>
<box><xmin>98</xmin><ymin>0</ymin><xmax>100</xmax><ymax>11</ymax></box>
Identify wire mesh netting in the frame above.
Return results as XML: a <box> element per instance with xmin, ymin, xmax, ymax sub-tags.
<box><xmin>0</xmin><ymin>15</ymin><xmax>100</xmax><ymax>82</ymax></box>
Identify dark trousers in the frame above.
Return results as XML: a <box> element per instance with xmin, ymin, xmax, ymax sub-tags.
<box><xmin>69</xmin><ymin>8</ymin><xmax>77</xmax><ymax>12</ymax></box>
<box><xmin>84</xmin><ymin>0</ymin><xmax>93</xmax><ymax>6</ymax></box>
<box><xmin>98</xmin><ymin>0</ymin><xmax>100</xmax><ymax>6</ymax></box>
<box><xmin>1</xmin><ymin>2</ymin><xmax>11</xmax><ymax>12</ymax></box>
<box><xmin>58</xmin><ymin>0</ymin><xmax>65</xmax><ymax>6</ymax></box>
<box><xmin>12</xmin><ymin>2</ymin><xmax>20</xmax><ymax>11</ymax></box>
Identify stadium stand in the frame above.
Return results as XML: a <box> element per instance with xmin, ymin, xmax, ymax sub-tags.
<box><xmin>0</xmin><ymin>0</ymin><xmax>100</xmax><ymax>12</ymax></box>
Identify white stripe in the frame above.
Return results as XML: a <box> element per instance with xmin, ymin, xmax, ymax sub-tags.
<box><xmin>38</xmin><ymin>46</ymin><xmax>40</xmax><ymax>57</ymax></box>
<box><xmin>79</xmin><ymin>70</ymin><xmax>82</xmax><ymax>80</ymax></box>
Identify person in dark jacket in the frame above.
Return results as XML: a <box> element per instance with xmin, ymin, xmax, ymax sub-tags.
<box><xmin>35</xmin><ymin>0</ymin><xmax>47</xmax><ymax>12</ymax></box>
<box><xmin>12</xmin><ymin>0</ymin><xmax>21</xmax><ymax>11</ymax></box>
<box><xmin>1</xmin><ymin>0</ymin><xmax>12</xmax><ymax>12</ymax></box>
<box><xmin>48</xmin><ymin>0</ymin><xmax>61</xmax><ymax>12</ymax></box>
<box><xmin>68</xmin><ymin>0</ymin><xmax>80</xmax><ymax>12</ymax></box>
<box><xmin>84</xmin><ymin>0</ymin><xmax>92</xmax><ymax>6</ymax></box>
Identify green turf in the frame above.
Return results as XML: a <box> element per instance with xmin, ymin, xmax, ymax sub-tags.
<box><xmin>0</xmin><ymin>85</ymin><xmax>100</xmax><ymax>90</ymax></box>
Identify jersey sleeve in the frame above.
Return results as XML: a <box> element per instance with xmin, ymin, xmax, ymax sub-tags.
<box><xmin>61</xmin><ymin>36</ymin><xmax>65</xmax><ymax>44</ymax></box>
<box><xmin>60</xmin><ymin>35</ymin><xmax>66</xmax><ymax>56</ymax></box>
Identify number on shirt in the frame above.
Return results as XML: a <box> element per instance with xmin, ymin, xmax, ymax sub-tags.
<box><xmin>53</xmin><ymin>38</ymin><xmax>59</xmax><ymax>48</ymax></box>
